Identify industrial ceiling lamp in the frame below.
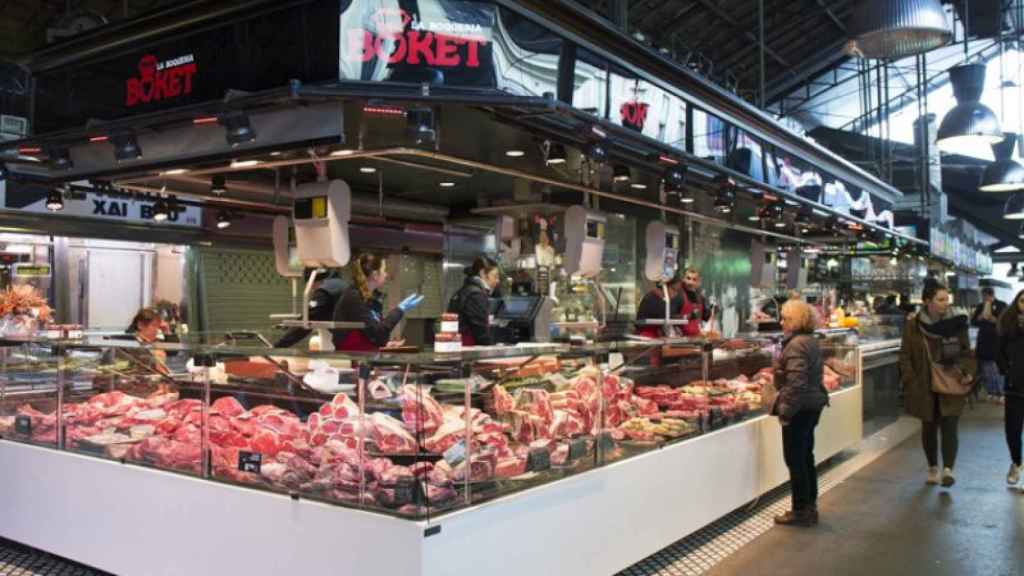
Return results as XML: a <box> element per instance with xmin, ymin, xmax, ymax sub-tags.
<box><xmin>612</xmin><ymin>164</ymin><xmax>631</xmax><ymax>183</ymax></box>
<box><xmin>221</xmin><ymin>113</ymin><xmax>256</xmax><ymax>146</ymax></box>
<box><xmin>152</xmin><ymin>197</ymin><xmax>170</xmax><ymax>222</ymax></box>
<box><xmin>111</xmin><ymin>132</ymin><xmax>142</xmax><ymax>161</ymax></box>
<box><xmin>848</xmin><ymin>0</ymin><xmax>951</xmax><ymax>60</ymax></box>
<box><xmin>46</xmin><ymin>188</ymin><xmax>65</xmax><ymax>212</ymax></box>
<box><xmin>216</xmin><ymin>210</ymin><xmax>232</xmax><ymax>230</ymax></box>
<box><xmin>48</xmin><ymin>147</ymin><xmax>73</xmax><ymax>170</ymax></box>
<box><xmin>713</xmin><ymin>175</ymin><xmax>736</xmax><ymax>214</ymax></box>
<box><xmin>980</xmin><ymin>133</ymin><xmax>1024</xmax><ymax>191</ymax></box>
<box><xmin>545</xmin><ymin>142</ymin><xmax>567</xmax><ymax>166</ymax></box>
<box><xmin>937</xmin><ymin>64</ymin><xmax>1003</xmax><ymax>152</ymax></box>
<box><xmin>406</xmin><ymin>108</ymin><xmax>436</xmax><ymax>146</ymax></box>
<box><xmin>1003</xmin><ymin>192</ymin><xmax>1024</xmax><ymax>219</ymax></box>
<box><xmin>211</xmin><ymin>175</ymin><xmax>227</xmax><ymax>195</ymax></box>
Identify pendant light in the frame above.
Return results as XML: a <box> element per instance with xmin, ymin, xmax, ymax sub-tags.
<box><xmin>937</xmin><ymin>64</ymin><xmax>1002</xmax><ymax>151</ymax></box>
<box><xmin>46</xmin><ymin>188</ymin><xmax>64</xmax><ymax>212</ymax></box>
<box><xmin>1003</xmin><ymin>191</ymin><xmax>1024</xmax><ymax>219</ymax></box>
<box><xmin>848</xmin><ymin>0</ymin><xmax>951</xmax><ymax>60</ymax></box>
<box><xmin>980</xmin><ymin>133</ymin><xmax>1024</xmax><ymax>191</ymax></box>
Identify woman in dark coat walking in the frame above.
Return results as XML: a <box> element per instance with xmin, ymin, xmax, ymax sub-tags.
<box><xmin>773</xmin><ymin>300</ymin><xmax>829</xmax><ymax>527</ymax></box>
<box><xmin>996</xmin><ymin>289</ymin><xmax>1024</xmax><ymax>489</ymax></box>
<box><xmin>899</xmin><ymin>281</ymin><xmax>972</xmax><ymax>488</ymax></box>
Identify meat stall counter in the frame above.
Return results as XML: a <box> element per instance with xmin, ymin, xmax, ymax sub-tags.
<box><xmin>0</xmin><ymin>333</ymin><xmax>862</xmax><ymax>576</ymax></box>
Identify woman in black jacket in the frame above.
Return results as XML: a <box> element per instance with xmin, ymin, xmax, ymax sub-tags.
<box><xmin>333</xmin><ymin>253</ymin><xmax>422</xmax><ymax>352</ymax></box>
<box><xmin>996</xmin><ymin>289</ymin><xmax>1024</xmax><ymax>489</ymax></box>
<box><xmin>773</xmin><ymin>300</ymin><xmax>829</xmax><ymax>527</ymax></box>
<box><xmin>448</xmin><ymin>256</ymin><xmax>500</xmax><ymax>346</ymax></box>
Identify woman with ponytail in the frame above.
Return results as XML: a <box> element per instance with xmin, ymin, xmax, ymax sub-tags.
<box><xmin>333</xmin><ymin>253</ymin><xmax>423</xmax><ymax>351</ymax></box>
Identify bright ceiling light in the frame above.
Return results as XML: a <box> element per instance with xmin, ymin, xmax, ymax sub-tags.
<box><xmin>848</xmin><ymin>0</ymin><xmax>951</xmax><ymax>59</ymax></box>
<box><xmin>230</xmin><ymin>159</ymin><xmax>261</xmax><ymax>169</ymax></box>
<box><xmin>506</xmin><ymin>150</ymin><xmax>526</xmax><ymax>158</ymax></box>
<box><xmin>330</xmin><ymin>149</ymin><xmax>356</xmax><ymax>157</ymax></box>
<box><xmin>440</xmin><ymin>182</ymin><xmax>456</xmax><ymax>188</ymax></box>
<box><xmin>360</xmin><ymin>166</ymin><xmax>377</xmax><ymax>174</ymax></box>
<box><xmin>937</xmin><ymin>64</ymin><xmax>1002</xmax><ymax>152</ymax></box>
<box><xmin>161</xmin><ymin>168</ymin><xmax>189</xmax><ymax>176</ymax></box>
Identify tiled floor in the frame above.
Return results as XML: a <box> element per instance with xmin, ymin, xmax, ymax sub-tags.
<box><xmin>0</xmin><ymin>539</ymin><xmax>106</xmax><ymax>576</ymax></box>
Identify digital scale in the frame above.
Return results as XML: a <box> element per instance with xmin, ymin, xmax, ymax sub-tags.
<box><xmin>271</xmin><ymin>180</ymin><xmax>364</xmax><ymax>351</ymax></box>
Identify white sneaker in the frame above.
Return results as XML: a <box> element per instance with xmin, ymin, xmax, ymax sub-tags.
<box><xmin>942</xmin><ymin>467</ymin><xmax>956</xmax><ymax>487</ymax></box>
<box><xmin>1008</xmin><ymin>463</ymin><xmax>1021</xmax><ymax>486</ymax></box>
<box><xmin>926</xmin><ymin>466</ymin><xmax>940</xmax><ymax>485</ymax></box>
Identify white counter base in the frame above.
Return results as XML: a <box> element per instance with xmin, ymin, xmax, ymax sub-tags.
<box><xmin>0</xmin><ymin>386</ymin><xmax>864</xmax><ymax>576</ymax></box>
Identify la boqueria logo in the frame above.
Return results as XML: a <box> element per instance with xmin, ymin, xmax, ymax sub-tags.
<box><xmin>347</xmin><ymin>8</ymin><xmax>488</xmax><ymax>68</ymax></box>
<box><xmin>125</xmin><ymin>53</ymin><xmax>198</xmax><ymax>107</ymax></box>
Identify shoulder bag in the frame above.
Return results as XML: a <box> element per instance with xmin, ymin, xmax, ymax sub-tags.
<box><xmin>922</xmin><ymin>334</ymin><xmax>973</xmax><ymax>396</ymax></box>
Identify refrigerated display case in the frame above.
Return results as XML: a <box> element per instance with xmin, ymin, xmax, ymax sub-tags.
<box><xmin>0</xmin><ymin>333</ymin><xmax>866</xmax><ymax>576</ymax></box>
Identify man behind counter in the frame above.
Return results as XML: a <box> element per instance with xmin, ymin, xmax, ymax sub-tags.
<box><xmin>679</xmin><ymin>267</ymin><xmax>712</xmax><ymax>337</ymax></box>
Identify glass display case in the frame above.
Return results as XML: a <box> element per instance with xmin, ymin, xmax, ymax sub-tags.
<box><xmin>0</xmin><ymin>332</ymin><xmax>858</xmax><ymax>522</ymax></box>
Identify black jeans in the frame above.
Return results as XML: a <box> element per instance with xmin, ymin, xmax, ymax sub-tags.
<box><xmin>921</xmin><ymin>396</ymin><xmax>959</xmax><ymax>469</ymax></box>
<box><xmin>1007</xmin><ymin>395</ymin><xmax>1024</xmax><ymax>466</ymax></box>
<box><xmin>782</xmin><ymin>409</ymin><xmax>822</xmax><ymax>512</ymax></box>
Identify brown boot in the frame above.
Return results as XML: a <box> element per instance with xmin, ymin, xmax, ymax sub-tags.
<box><xmin>774</xmin><ymin>509</ymin><xmax>816</xmax><ymax>527</ymax></box>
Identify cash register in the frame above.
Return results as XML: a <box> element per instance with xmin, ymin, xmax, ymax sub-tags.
<box><xmin>492</xmin><ymin>295</ymin><xmax>554</xmax><ymax>344</ymax></box>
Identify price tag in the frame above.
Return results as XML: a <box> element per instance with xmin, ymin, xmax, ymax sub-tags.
<box><xmin>443</xmin><ymin>440</ymin><xmax>466</xmax><ymax>468</ymax></box>
<box><xmin>237</xmin><ymin>451</ymin><xmax>262</xmax><ymax>474</ymax></box>
<box><xmin>14</xmin><ymin>415</ymin><xmax>31</xmax><ymax>436</ymax></box>
<box><xmin>596</xmin><ymin>431</ymin><xmax>616</xmax><ymax>452</ymax></box>
<box><xmin>526</xmin><ymin>447</ymin><xmax>551</xmax><ymax>472</ymax></box>
<box><xmin>568</xmin><ymin>438</ymin><xmax>588</xmax><ymax>460</ymax></box>
<box><xmin>394</xmin><ymin>476</ymin><xmax>417</xmax><ymax>505</ymax></box>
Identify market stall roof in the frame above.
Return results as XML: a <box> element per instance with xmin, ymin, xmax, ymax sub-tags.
<box><xmin>0</xmin><ymin>80</ymin><xmax>925</xmax><ymax>248</ymax></box>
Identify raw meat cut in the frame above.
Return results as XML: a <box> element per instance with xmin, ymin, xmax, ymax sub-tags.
<box><xmin>400</xmin><ymin>385</ymin><xmax>444</xmax><ymax>434</ymax></box>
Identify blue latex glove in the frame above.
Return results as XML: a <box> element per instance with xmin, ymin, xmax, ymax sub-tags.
<box><xmin>398</xmin><ymin>293</ymin><xmax>425</xmax><ymax>312</ymax></box>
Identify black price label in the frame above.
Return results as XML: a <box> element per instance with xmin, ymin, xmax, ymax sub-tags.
<box><xmin>596</xmin><ymin>431</ymin><xmax>616</xmax><ymax>452</ymax></box>
<box><xmin>394</xmin><ymin>477</ymin><xmax>417</xmax><ymax>505</ymax></box>
<box><xmin>568</xmin><ymin>438</ymin><xmax>588</xmax><ymax>461</ymax></box>
<box><xmin>526</xmin><ymin>447</ymin><xmax>551</xmax><ymax>472</ymax></box>
<box><xmin>14</xmin><ymin>415</ymin><xmax>31</xmax><ymax>436</ymax></box>
<box><xmin>237</xmin><ymin>451</ymin><xmax>262</xmax><ymax>474</ymax></box>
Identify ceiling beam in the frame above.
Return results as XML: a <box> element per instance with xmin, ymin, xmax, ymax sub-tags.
<box><xmin>812</xmin><ymin>0</ymin><xmax>846</xmax><ymax>33</ymax></box>
<box><xmin>688</xmin><ymin>0</ymin><xmax>791</xmax><ymax>68</ymax></box>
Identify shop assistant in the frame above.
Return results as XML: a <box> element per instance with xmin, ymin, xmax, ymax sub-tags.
<box><xmin>273</xmin><ymin>268</ymin><xmax>346</xmax><ymax>348</ymax></box>
<box><xmin>333</xmin><ymin>253</ymin><xmax>423</xmax><ymax>351</ymax></box>
<box><xmin>679</xmin><ymin>267</ymin><xmax>712</xmax><ymax>337</ymax></box>
<box><xmin>635</xmin><ymin>271</ymin><xmax>683</xmax><ymax>337</ymax></box>
<box><xmin>448</xmin><ymin>256</ymin><xmax>501</xmax><ymax>346</ymax></box>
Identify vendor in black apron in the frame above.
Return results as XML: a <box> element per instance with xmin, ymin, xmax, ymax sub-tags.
<box><xmin>635</xmin><ymin>271</ymin><xmax>684</xmax><ymax>337</ymax></box>
<box><xmin>678</xmin><ymin>267</ymin><xmax>711</xmax><ymax>337</ymax></box>
<box><xmin>334</xmin><ymin>253</ymin><xmax>423</xmax><ymax>352</ymax></box>
<box><xmin>448</xmin><ymin>256</ymin><xmax>500</xmax><ymax>346</ymax></box>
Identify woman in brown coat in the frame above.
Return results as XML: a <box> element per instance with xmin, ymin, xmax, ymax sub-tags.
<box><xmin>899</xmin><ymin>281</ymin><xmax>973</xmax><ymax>488</ymax></box>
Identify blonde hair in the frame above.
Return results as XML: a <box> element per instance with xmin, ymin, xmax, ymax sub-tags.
<box><xmin>781</xmin><ymin>300</ymin><xmax>817</xmax><ymax>333</ymax></box>
<box><xmin>350</xmin><ymin>253</ymin><xmax>385</xmax><ymax>301</ymax></box>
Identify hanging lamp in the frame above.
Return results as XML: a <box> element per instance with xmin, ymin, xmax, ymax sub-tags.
<box><xmin>848</xmin><ymin>0</ymin><xmax>951</xmax><ymax>59</ymax></box>
<box><xmin>980</xmin><ymin>133</ymin><xmax>1024</xmax><ymax>191</ymax></box>
<box><xmin>937</xmin><ymin>63</ymin><xmax>1002</xmax><ymax>152</ymax></box>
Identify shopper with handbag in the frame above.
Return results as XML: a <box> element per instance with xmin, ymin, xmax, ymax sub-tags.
<box><xmin>772</xmin><ymin>300</ymin><xmax>829</xmax><ymax>527</ymax></box>
<box><xmin>899</xmin><ymin>280</ymin><xmax>974</xmax><ymax>488</ymax></box>
<box><xmin>995</xmin><ymin>289</ymin><xmax>1024</xmax><ymax>490</ymax></box>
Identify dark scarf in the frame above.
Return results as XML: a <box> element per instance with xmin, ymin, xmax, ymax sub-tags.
<box><xmin>917</xmin><ymin>309</ymin><xmax>967</xmax><ymax>340</ymax></box>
